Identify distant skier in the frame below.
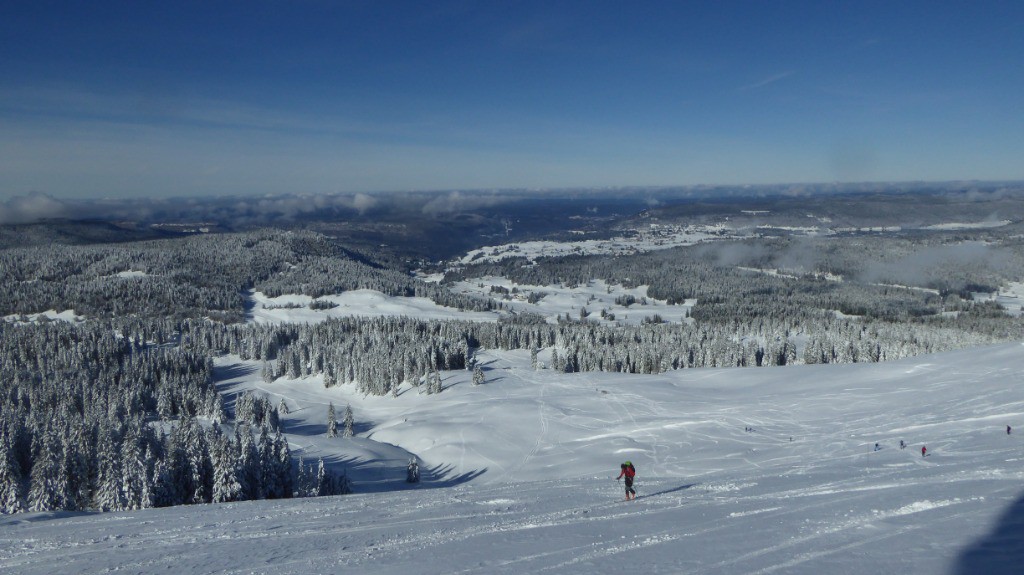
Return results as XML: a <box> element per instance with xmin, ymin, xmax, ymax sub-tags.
<box><xmin>1008</xmin><ymin>425</ymin><xmax>1012</xmax><ymax>435</ymax></box>
<box><xmin>616</xmin><ymin>461</ymin><xmax>637</xmax><ymax>500</ymax></box>
<box><xmin>899</xmin><ymin>440</ymin><xmax>906</xmax><ymax>449</ymax></box>
<box><xmin>921</xmin><ymin>446</ymin><xmax>927</xmax><ymax>457</ymax></box>
<box><xmin>874</xmin><ymin>443</ymin><xmax>881</xmax><ymax>451</ymax></box>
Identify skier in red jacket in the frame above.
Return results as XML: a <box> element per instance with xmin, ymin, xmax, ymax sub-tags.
<box><xmin>921</xmin><ymin>446</ymin><xmax>927</xmax><ymax>457</ymax></box>
<box><xmin>616</xmin><ymin>461</ymin><xmax>637</xmax><ymax>500</ymax></box>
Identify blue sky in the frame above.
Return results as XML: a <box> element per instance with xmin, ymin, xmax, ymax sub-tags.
<box><xmin>1</xmin><ymin>1</ymin><xmax>1022</xmax><ymax>199</ymax></box>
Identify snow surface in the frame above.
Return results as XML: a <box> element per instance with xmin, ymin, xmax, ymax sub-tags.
<box><xmin>448</xmin><ymin>277</ymin><xmax>694</xmax><ymax>325</ymax></box>
<box><xmin>247</xmin><ymin>290</ymin><xmax>497</xmax><ymax>324</ymax></box>
<box><xmin>456</xmin><ymin>224</ymin><xmax>734</xmax><ymax>265</ymax></box>
<box><xmin>5</xmin><ymin>343</ymin><xmax>1024</xmax><ymax>574</ymax></box>
<box><xmin>1</xmin><ymin>309</ymin><xmax>82</xmax><ymax>324</ymax></box>
<box><xmin>248</xmin><ymin>280</ymin><xmax>694</xmax><ymax>327</ymax></box>
<box><xmin>996</xmin><ymin>282</ymin><xmax>1024</xmax><ymax>317</ymax></box>
<box><xmin>114</xmin><ymin>270</ymin><xmax>148</xmax><ymax>278</ymax></box>
<box><xmin>921</xmin><ymin>220</ymin><xmax>1012</xmax><ymax>230</ymax></box>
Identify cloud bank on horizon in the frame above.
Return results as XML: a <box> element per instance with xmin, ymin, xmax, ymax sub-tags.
<box><xmin>0</xmin><ymin>189</ymin><xmax>528</xmax><ymax>225</ymax></box>
<box><xmin>1</xmin><ymin>2</ymin><xmax>1022</xmax><ymax>200</ymax></box>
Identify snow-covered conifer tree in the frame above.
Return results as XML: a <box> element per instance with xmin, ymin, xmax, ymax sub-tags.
<box><xmin>94</xmin><ymin>425</ymin><xmax>127</xmax><ymax>512</ymax></box>
<box><xmin>0</xmin><ymin>438</ymin><xmax>24</xmax><ymax>514</ymax></box>
<box><xmin>258</xmin><ymin>426</ymin><xmax>280</xmax><ymax>499</ymax></box>
<box><xmin>236</xmin><ymin>424</ymin><xmax>260</xmax><ymax>500</ymax></box>
<box><xmin>326</xmin><ymin>403</ymin><xmax>338</xmax><ymax>438</ymax></box>
<box><xmin>28</xmin><ymin>432</ymin><xmax>65</xmax><ymax>512</ymax></box>
<box><xmin>315</xmin><ymin>458</ymin><xmax>328</xmax><ymax>496</ymax></box>
<box><xmin>210</xmin><ymin>428</ymin><xmax>242</xmax><ymax>504</ymax></box>
<box><xmin>342</xmin><ymin>404</ymin><xmax>354</xmax><ymax>438</ymax></box>
<box><xmin>274</xmin><ymin>431</ymin><xmax>292</xmax><ymax>498</ymax></box>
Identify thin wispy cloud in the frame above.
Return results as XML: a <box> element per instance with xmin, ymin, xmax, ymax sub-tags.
<box><xmin>739</xmin><ymin>71</ymin><xmax>796</xmax><ymax>92</ymax></box>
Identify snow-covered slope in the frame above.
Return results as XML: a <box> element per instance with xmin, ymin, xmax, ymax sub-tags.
<box><xmin>4</xmin><ymin>343</ymin><xmax>1024</xmax><ymax>573</ymax></box>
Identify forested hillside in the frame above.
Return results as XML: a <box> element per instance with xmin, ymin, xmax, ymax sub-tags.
<box><xmin>2</xmin><ymin>189</ymin><xmax>1024</xmax><ymax>516</ymax></box>
<box><xmin>0</xmin><ymin>229</ymin><xmax>495</xmax><ymax>322</ymax></box>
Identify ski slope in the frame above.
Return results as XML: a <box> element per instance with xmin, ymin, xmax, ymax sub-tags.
<box><xmin>4</xmin><ymin>343</ymin><xmax>1024</xmax><ymax>574</ymax></box>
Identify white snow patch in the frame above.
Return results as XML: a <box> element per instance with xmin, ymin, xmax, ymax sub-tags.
<box><xmin>449</xmin><ymin>277</ymin><xmax>693</xmax><ymax>326</ymax></box>
<box><xmin>922</xmin><ymin>220</ymin><xmax>1012</xmax><ymax>230</ymax></box>
<box><xmin>2</xmin><ymin>309</ymin><xmax>83</xmax><ymax>324</ymax></box>
<box><xmin>115</xmin><ymin>270</ymin><xmax>148</xmax><ymax>278</ymax></box>
<box><xmin>247</xmin><ymin>289</ymin><xmax>498</xmax><ymax>324</ymax></box>
<box><xmin>454</xmin><ymin>223</ymin><xmax>740</xmax><ymax>265</ymax></box>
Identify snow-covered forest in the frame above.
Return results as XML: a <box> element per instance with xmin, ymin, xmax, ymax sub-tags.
<box><xmin>1</xmin><ymin>187</ymin><xmax>1024</xmax><ymax>573</ymax></box>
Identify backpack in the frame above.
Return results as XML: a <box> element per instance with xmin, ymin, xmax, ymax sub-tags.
<box><xmin>624</xmin><ymin>461</ymin><xmax>636</xmax><ymax>477</ymax></box>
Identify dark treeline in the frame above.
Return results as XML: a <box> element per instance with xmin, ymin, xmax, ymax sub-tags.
<box><xmin>0</xmin><ymin>229</ymin><xmax>495</xmax><ymax>322</ymax></box>
<box><xmin>183</xmin><ymin>311</ymin><xmax>1012</xmax><ymax>396</ymax></box>
<box><xmin>0</xmin><ymin>321</ymin><xmax>348</xmax><ymax>514</ymax></box>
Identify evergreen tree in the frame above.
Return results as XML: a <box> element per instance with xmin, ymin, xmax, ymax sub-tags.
<box><xmin>326</xmin><ymin>403</ymin><xmax>338</xmax><ymax>438</ymax></box>
<box><xmin>151</xmin><ymin>452</ymin><xmax>179</xmax><ymax>508</ymax></box>
<box><xmin>315</xmin><ymin>458</ymin><xmax>329</xmax><ymax>496</ymax></box>
<box><xmin>0</xmin><ymin>438</ymin><xmax>24</xmax><ymax>514</ymax></box>
<box><xmin>258</xmin><ymin>426</ymin><xmax>280</xmax><ymax>499</ymax></box>
<box><xmin>274</xmin><ymin>431</ymin><xmax>293</xmax><ymax>499</ymax></box>
<box><xmin>210</xmin><ymin>427</ymin><xmax>242</xmax><ymax>504</ymax></box>
<box><xmin>122</xmin><ymin>439</ymin><xmax>153</xmax><ymax>510</ymax></box>
<box><xmin>236</xmin><ymin>425</ymin><xmax>260</xmax><ymax>500</ymax></box>
<box><xmin>295</xmin><ymin>455</ymin><xmax>313</xmax><ymax>498</ymax></box>
<box><xmin>94</xmin><ymin>425</ymin><xmax>127</xmax><ymax>512</ymax></box>
<box><xmin>342</xmin><ymin>404</ymin><xmax>354</xmax><ymax>438</ymax></box>
<box><xmin>27</xmin><ymin>431</ymin><xmax>65</xmax><ymax>512</ymax></box>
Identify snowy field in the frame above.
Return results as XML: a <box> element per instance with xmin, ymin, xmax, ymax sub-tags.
<box><xmin>449</xmin><ymin>277</ymin><xmax>695</xmax><ymax>325</ymax></box>
<box><xmin>995</xmin><ymin>282</ymin><xmax>1024</xmax><ymax>317</ymax></box>
<box><xmin>1</xmin><ymin>309</ymin><xmax>82</xmax><ymax>324</ymax></box>
<box><xmin>247</xmin><ymin>290</ymin><xmax>498</xmax><ymax>324</ymax></box>
<box><xmin>4</xmin><ymin>343</ymin><xmax>1024</xmax><ymax>574</ymax></box>
<box><xmin>456</xmin><ymin>223</ymin><xmax>734</xmax><ymax>265</ymax></box>
<box><xmin>248</xmin><ymin>280</ymin><xmax>694</xmax><ymax>327</ymax></box>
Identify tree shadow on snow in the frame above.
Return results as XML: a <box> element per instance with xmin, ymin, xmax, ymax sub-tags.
<box><xmin>278</xmin><ymin>421</ymin><xmax>326</xmax><ymax>436</ymax></box>
<box><xmin>421</xmin><ymin>462</ymin><xmax>487</xmax><ymax>488</ymax></box>
<box><xmin>213</xmin><ymin>362</ymin><xmax>258</xmax><ymax>393</ymax></box>
<box><xmin>0</xmin><ymin>509</ymin><xmax>98</xmax><ymax>526</ymax></box>
<box><xmin>242</xmin><ymin>291</ymin><xmax>256</xmax><ymax>322</ymax></box>
<box><xmin>305</xmin><ymin>453</ymin><xmax>486</xmax><ymax>494</ymax></box>
<box><xmin>280</xmin><ymin>420</ymin><xmax>375</xmax><ymax>437</ymax></box>
<box><xmin>952</xmin><ymin>490</ymin><xmax>1024</xmax><ymax>575</ymax></box>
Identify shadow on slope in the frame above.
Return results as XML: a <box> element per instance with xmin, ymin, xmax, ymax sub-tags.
<box><xmin>953</xmin><ymin>490</ymin><xmax>1024</xmax><ymax>575</ymax></box>
<box><xmin>635</xmin><ymin>482</ymin><xmax>699</xmax><ymax>501</ymax></box>
<box><xmin>314</xmin><ymin>453</ymin><xmax>486</xmax><ymax>494</ymax></box>
<box><xmin>213</xmin><ymin>363</ymin><xmax>260</xmax><ymax>418</ymax></box>
<box><xmin>276</xmin><ymin>420</ymin><xmax>374</xmax><ymax>437</ymax></box>
<box><xmin>421</xmin><ymin>463</ymin><xmax>488</xmax><ymax>488</ymax></box>
<box><xmin>0</xmin><ymin>510</ymin><xmax>97</xmax><ymax>526</ymax></box>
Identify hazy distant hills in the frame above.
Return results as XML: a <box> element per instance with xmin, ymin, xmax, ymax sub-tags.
<box><xmin>2</xmin><ymin>183</ymin><xmax>1022</xmax><ymax>259</ymax></box>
